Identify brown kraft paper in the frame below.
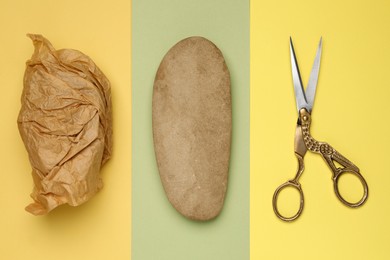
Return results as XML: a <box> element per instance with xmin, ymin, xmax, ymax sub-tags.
<box><xmin>17</xmin><ymin>34</ymin><xmax>112</xmax><ymax>215</ymax></box>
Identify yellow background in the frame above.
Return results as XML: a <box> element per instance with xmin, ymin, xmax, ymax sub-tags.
<box><xmin>0</xmin><ymin>1</ymin><xmax>131</xmax><ymax>259</ymax></box>
<box><xmin>251</xmin><ymin>0</ymin><xmax>390</xmax><ymax>259</ymax></box>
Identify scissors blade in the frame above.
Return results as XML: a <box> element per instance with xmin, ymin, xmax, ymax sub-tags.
<box><xmin>290</xmin><ymin>37</ymin><xmax>308</xmax><ymax>113</ymax></box>
<box><xmin>305</xmin><ymin>37</ymin><xmax>322</xmax><ymax>112</ymax></box>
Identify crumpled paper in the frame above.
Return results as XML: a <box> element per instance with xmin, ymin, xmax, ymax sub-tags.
<box><xmin>17</xmin><ymin>34</ymin><xmax>112</xmax><ymax>215</ymax></box>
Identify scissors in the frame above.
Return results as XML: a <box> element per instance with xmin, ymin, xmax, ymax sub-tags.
<box><xmin>272</xmin><ymin>37</ymin><xmax>369</xmax><ymax>222</ymax></box>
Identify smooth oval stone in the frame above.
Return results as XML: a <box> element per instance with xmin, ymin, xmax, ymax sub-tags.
<box><xmin>152</xmin><ymin>37</ymin><xmax>231</xmax><ymax>221</ymax></box>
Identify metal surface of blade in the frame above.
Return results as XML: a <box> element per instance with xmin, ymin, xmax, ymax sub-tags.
<box><xmin>290</xmin><ymin>37</ymin><xmax>308</xmax><ymax>113</ymax></box>
<box><xmin>305</xmin><ymin>37</ymin><xmax>322</xmax><ymax>112</ymax></box>
<box><xmin>294</xmin><ymin>125</ymin><xmax>307</xmax><ymax>157</ymax></box>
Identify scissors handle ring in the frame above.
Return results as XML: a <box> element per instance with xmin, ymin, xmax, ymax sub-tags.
<box><xmin>333</xmin><ymin>169</ymin><xmax>369</xmax><ymax>207</ymax></box>
<box><xmin>272</xmin><ymin>180</ymin><xmax>304</xmax><ymax>222</ymax></box>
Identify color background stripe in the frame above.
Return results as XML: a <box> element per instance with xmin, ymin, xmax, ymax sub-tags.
<box><xmin>251</xmin><ymin>0</ymin><xmax>390</xmax><ymax>259</ymax></box>
<box><xmin>0</xmin><ymin>0</ymin><xmax>131</xmax><ymax>259</ymax></box>
<box><xmin>132</xmin><ymin>0</ymin><xmax>249</xmax><ymax>259</ymax></box>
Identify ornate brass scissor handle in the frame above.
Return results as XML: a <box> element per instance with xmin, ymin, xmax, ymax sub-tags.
<box><xmin>273</xmin><ymin>109</ymin><xmax>369</xmax><ymax>222</ymax></box>
<box><xmin>273</xmin><ymin>153</ymin><xmax>305</xmax><ymax>222</ymax></box>
<box><xmin>299</xmin><ymin>109</ymin><xmax>369</xmax><ymax>208</ymax></box>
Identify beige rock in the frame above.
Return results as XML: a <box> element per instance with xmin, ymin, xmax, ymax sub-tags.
<box><xmin>152</xmin><ymin>37</ymin><xmax>231</xmax><ymax>221</ymax></box>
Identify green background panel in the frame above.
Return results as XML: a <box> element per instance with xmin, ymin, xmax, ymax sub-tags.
<box><xmin>132</xmin><ymin>0</ymin><xmax>249</xmax><ymax>259</ymax></box>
